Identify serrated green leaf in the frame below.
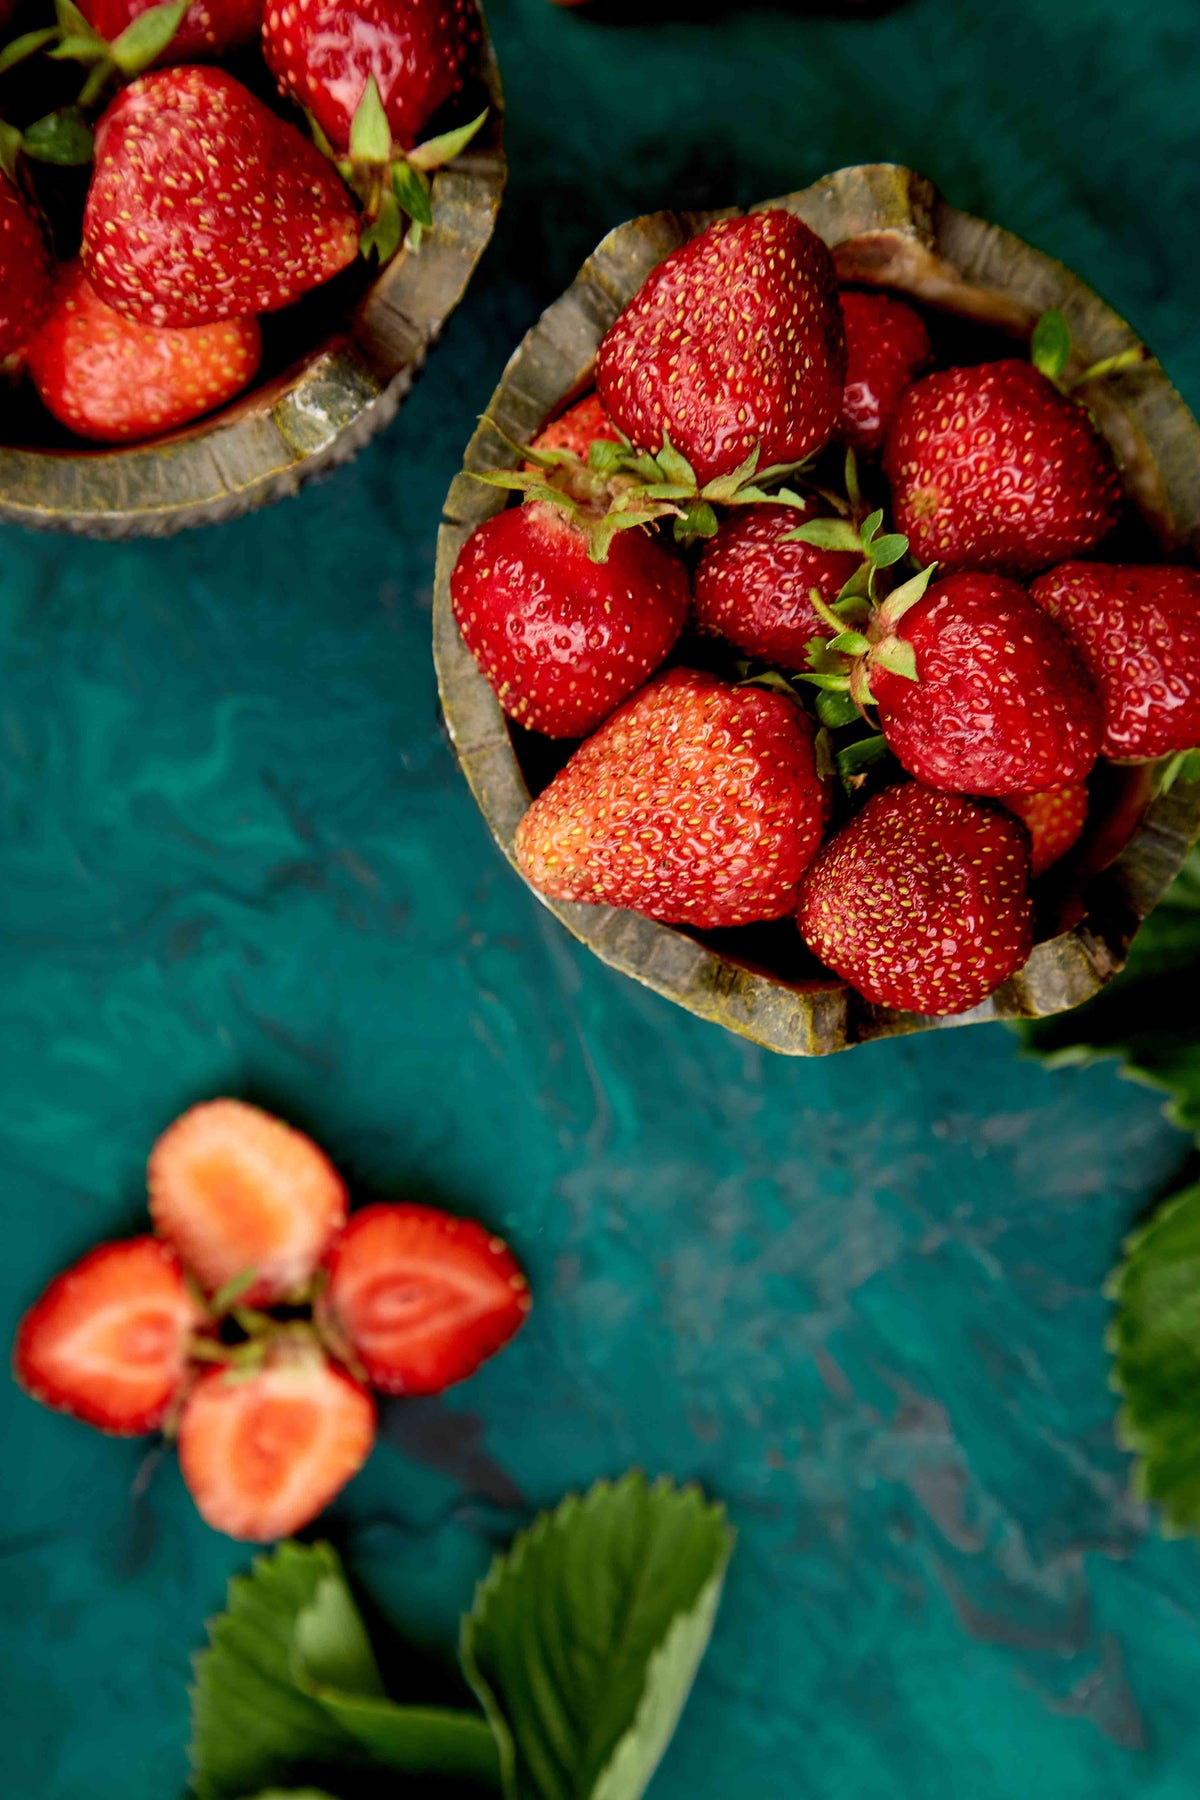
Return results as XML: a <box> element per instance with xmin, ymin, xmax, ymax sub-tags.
<box><xmin>408</xmin><ymin>107</ymin><xmax>488</xmax><ymax>172</ymax></box>
<box><xmin>786</xmin><ymin>517</ymin><xmax>862</xmax><ymax>553</ymax></box>
<box><xmin>110</xmin><ymin>0</ymin><xmax>187</xmax><ymax>70</ymax></box>
<box><xmin>391</xmin><ymin>159</ymin><xmax>432</xmax><ymax>229</ymax></box>
<box><xmin>349</xmin><ymin>74</ymin><xmax>392</xmax><ymax>164</ymax></box>
<box><xmin>1031</xmin><ymin>307</ymin><xmax>1072</xmax><ymax>381</ymax></box>
<box><xmin>21</xmin><ymin>107</ymin><xmax>93</xmax><ymax>166</ymax></box>
<box><xmin>0</xmin><ymin>28</ymin><xmax>59</xmax><ymax>74</ymax></box>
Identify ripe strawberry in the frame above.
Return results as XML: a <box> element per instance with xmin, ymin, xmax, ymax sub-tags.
<box><xmin>515</xmin><ymin>666</ymin><xmax>828</xmax><ymax>928</ymax></box>
<box><xmin>82</xmin><ymin>68</ymin><xmax>360</xmax><ymax>328</ymax></box>
<box><xmin>263</xmin><ymin>0</ymin><xmax>482</xmax><ymax>155</ymax></box>
<box><xmin>0</xmin><ymin>173</ymin><xmax>52</xmax><ymax>368</ymax></box>
<box><xmin>450</xmin><ymin>500</ymin><xmax>689</xmax><ymax>738</ymax></box>
<box><xmin>527</xmin><ymin>391</ymin><xmax>620</xmax><ymax>466</ymax></box>
<box><xmin>1030</xmin><ymin>562</ymin><xmax>1200</xmax><ymax>761</ymax></box>
<box><xmin>596</xmin><ymin>210</ymin><xmax>845</xmax><ymax>488</ymax></box>
<box><xmin>177</xmin><ymin>1341</ymin><xmax>375</xmax><ymax>1540</ymax></box>
<box><xmin>837</xmin><ymin>289</ymin><xmax>931</xmax><ymax>454</ymax></box>
<box><xmin>77</xmin><ymin>0</ymin><xmax>262</xmax><ymax>60</ymax></box>
<box><xmin>26</xmin><ymin>262</ymin><xmax>261</xmax><ymax>444</ymax></box>
<box><xmin>692</xmin><ymin>502</ymin><xmax>861</xmax><ymax>670</ymax></box>
<box><xmin>870</xmin><ymin>572</ymin><xmax>1102</xmax><ymax>794</ymax></box>
<box><xmin>148</xmin><ymin>1099</ymin><xmax>348</xmax><ymax>1306</ymax></box>
<box><xmin>797</xmin><ymin>783</ymin><xmax>1033</xmax><ymax>1015</ymax></box>
<box><xmin>1002</xmin><ymin>783</ymin><xmax>1088</xmax><ymax>876</ymax></box>
<box><xmin>319</xmin><ymin>1203</ymin><xmax>530</xmax><ymax>1395</ymax></box>
<box><xmin>14</xmin><ymin>1237</ymin><xmax>202</xmax><ymax>1435</ymax></box>
<box><xmin>885</xmin><ymin>360</ymin><xmax>1122</xmax><ymax>574</ymax></box>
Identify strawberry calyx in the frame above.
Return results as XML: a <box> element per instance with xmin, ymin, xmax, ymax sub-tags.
<box><xmin>1030</xmin><ymin>306</ymin><xmax>1150</xmax><ymax>395</ymax></box>
<box><xmin>586</xmin><ymin>432</ymin><xmax>816</xmax><ymax>545</ymax></box>
<box><xmin>0</xmin><ymin>105</ymin><xmax>93</xmax><ymax>184</ymax></box>
<box><xmin>48</xmin><ymin>0</ymin><xmax>188</xmax><ymax>105</ymax></box>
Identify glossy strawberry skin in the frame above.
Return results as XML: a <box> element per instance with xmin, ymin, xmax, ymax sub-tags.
<box><xmin>528</xmin><ymin>392</ymin><xmax>620</xmax><ymax>465</ymax></box>
<box><xmin>1002</xmin><ymin>783</ymin><xmax>1088</xmax><ymax>876</ymax></box>
<box><xmin>837</xmin><ymin>289</ymin><xmax>931</xmax><ymax>454</ymax></box>
<box><xmin>596</xmin><ymin>210</ymin><xmax>845</xmax><ymax>488</ymax></box>
<box><xmin>1030</xmin><ymin>562</ymin><xmax>1200</xmax><ymax>761</ymax></box>
<box><xmin>79</xmin><ymin>0</ymin><xmax>262</xmax><ymax>59</ymax></box>
<box><xmin>885</xmin><ymin>360</ymin><xmax>1122</xmax><ymax>575</ymax></box>
<box><xmin>797</xmin><ymin>783</ymin><xmax>1033</xmax><ymax>1016</ymax></box>
<box><xmin>263</xmin><ymin>0</ymin><xmax>481</xmax><ymax>155</ymax></box>
<box><xmin>83</xmin><ymin>68</ymin><xmax>360</xmax><ymax>327</ymax></box>
<box><xmin>872</xmin><ymin>573</ymin><xmax>1103</xmax><ymax>795</ymax></box>
<box><xmin>692</xmin><ymin>502</ymin><xmax>861</xmax><ymax>670</ymax></box>
<box><xmin>450</xmin><ymin>501</ymin><xmax>689</xmax><ymax>738</ymax></box>
<box><xmin>0</xmin><ymin>175</ymin><xmax>53</xmax><ymax>367</ymax></box>
<box><xmin>516</xmin><ymin>666</ymin><xmax>829</xmax><ymax>928</ymax></box>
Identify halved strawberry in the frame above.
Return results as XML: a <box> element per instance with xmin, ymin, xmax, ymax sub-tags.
<box><xmin>148</xmin><ymin>1099</ymin><xmax>348</xmax><ymax>1305</ymax></box>
<box><xmin>177</xmin><ymin>1340</ymin><xmax>375</xmax><ymax>1540</ymax></box>
<box><xmin>14</xmin><ymin>1236</ymin><xmax>202</xmax><ymax>1434</ymax></box>
<box><xmin>318</xmin><ymin>1202</ymin><xmax>530</xmax><ymax>1395</ymax></box>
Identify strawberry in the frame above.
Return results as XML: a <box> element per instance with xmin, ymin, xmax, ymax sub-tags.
<box><xmin>1001</xmin><ymin>783</ymin><xmax>1088</xmax><ymax>876</ymax></box>
<box><xmin>527</xmin><ymin>391</ymin><xmax>620</xmax><ymax>466</ymax></box>
<box><xmin>82</xmin><ymin>68</ymin><xmax>360</xmax><ymax>328</ymax></box>
<box><xmin>596</xmin><ymin>210</ymin><xmax>845</xmax><ymax>488</ymax></box>
<box><xmin>77</xmin><ymin>0</ymin><xmax>263</xmax><ymax>61</ymax></box>
<box><xmin>1030</xmin><ymin>562</ymin><xmax>1200</xmax><ymax>761</ymax></box>
<box><xmin>148</xmin><ymin>1099</ymin><xmax>348</xmax><ymax>1306</ymax></box>
<box><xmin>885</xmin><ymin>360</ymin><xmax>1122</xmax><ymax>574</ymax></box>
<box><xmin>797</xmin><ymin>783</ymin><xmax>1033</xmax><ymax>1015</ymax></box>
<box><xmin>450</xmin><ymin>500</ymin><xmax>689</xmax><ymax>738</ymax></box>
<box><xmin>837</xmin><ymin>289</ymin><xmax>931</xmax><ymax>454</ymax></box>
<box><xmin>0</xmin><ymin>173</ymin><xmax>53</xmax><ymax>368</ymax></box>
<box><xmin>13</xmin><ymin>1237</ymin><xmax>202</xmax><ymax>1435</ymax></box>
<box><xmin>692</xmin><ymin>502</ymin><xmax>861</xmax><ymax>670</ymax></box>
<box><xmin>318</xmin><ymin>1202</ymin><xmax>530</xmax><ymax>1395</ymax></box>
<box><xmin>515</xmin><ymin>666</ymin><xmax>829</xmax><ymax>928</ymax></box>
<box><xmin>177</xmin><ymin>1340</ymin><xmax>375</xmax><ymax>1540</ymax></box>
<box><xmin>26</xmin><ymin>261</ymin><xmax>261</xmax><ymax>443</ymax></box>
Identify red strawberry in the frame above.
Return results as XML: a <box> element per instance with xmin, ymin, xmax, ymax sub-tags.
<box><xmin>797</xmin><ymin>783</ymin><xmax>1033</xmax><ymax>1015</ymax></box>
<box><xmin>0</xmin><ymin>173</ymin><xmax>53</xmax><ymax>367</ymax></box>
<box><xmin>515</xmin><ymin>666</ymin><xmax>829</xmax><ymax>928</ymax></box>
<box><xmin>177</xmin><ymin>1341</ymin><xmax>375</xmax><ymax>1540</ymax></box>
<box><xmin>596</xmin><ymin>210</ymin><xmax>845</xmax><ymax>488</ymax></box>
<box><xmin>1002</xmin><ymin>783</ymin><xmax>1088</xmax><ymax>876</ymax></box>
<box><xmin>78</xmin><ymin>0</ymin><xmax>262</xmax><ymax>60</ymax></box>
<box><xmin>692</xmin><ymin>502</ymin><xmax>861</xmax><ymax>670</ymax></box>
<box><xmin>319</xmin><ymin>1202</ymin><xmax>530</xmax><ymax>1395</ymax></box>
<box><xmin>870</xmin><ymin>572</ymin><xmax>1102</xmax><ymax>794</ymax></box>
<box><xmin>14</xmin><ymin>1237</ymin><xmax>202</xmax><ymax>1435</ymax></box>
<box><xmin>837</xmin><ymin>289</ymin><xmax>931</xmax><ymax>454</ymax></box>
<box><xmin>1030</xmin><ymin>562</ymin><xmax>1200</xmax><ymax>761</ymax></box>
<box><xmin>148</xmin><ymin>1099</ymin><xmax>348</xmax><ymax>1306</ymax></box>
<box><xmin>263</xmin><ymin>0</ymin><xmax>482</xmax><ymax>155</ymax></box>
<box><xmin>82</xmin><ymin>68</ymin><xmax>360</xmax><ymax>328</ymax></box>
<box><xmin>885</xmin><ymin>360</ymin><xmax>1122</xmax><ymax>574</ymax></box>
<box><xmin>450</xmin><ymin>500</ymin><xmax>689</xmax><ymax>738</ymax></box>
<box><xmin>27</xmin><ymin>261</ymin><xmax>261</xmax><ymax>443</ymax></box>
<box><xmin>527</xmin><ymin>391</ymin><xmax>620</xmax><ymax>467</ymax></box>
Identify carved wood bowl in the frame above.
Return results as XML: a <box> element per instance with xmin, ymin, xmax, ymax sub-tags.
<box><xmin>0</xmin><ymin>18</ymin><xmax>505</xmax><ymax>539</ymax></box>
<box><xmin>433</xmin><ymin>164</ymin><xmax>1200</xmax><ymax>1056</ymax></box>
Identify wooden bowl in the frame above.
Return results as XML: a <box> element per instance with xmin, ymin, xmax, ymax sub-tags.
<box><xmin>0</xmin><ymin>19</ymin><xmax>506</xmax><ymax>539</ymax></box>
<box><xmin>433</xmin><ymin>164</ymin><xmax>1200</xmax><ymax>1056</ymax></box>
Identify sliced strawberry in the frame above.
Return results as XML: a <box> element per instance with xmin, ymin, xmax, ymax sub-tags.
<box><xmin>148</xmin><ymin>1099</ymin><xmax>348</xmax><ymax>1305</ymax></box>
<box><xmin>319</xmin><ymin>1202</ymin><xmax>530</xmax><ymax>1395</ymax></box>
<box><xmin>14</xmin><ymin>1236</ymin><xmax>202</xmax><ymax>1434</ymax></box>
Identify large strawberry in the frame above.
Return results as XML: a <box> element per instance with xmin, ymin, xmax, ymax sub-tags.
<box><xmin>797</xmin><ymin>783</ymin><xmax>1033</xmax><ymax>1015</ymax></box>
<box><xmin>837</xmin><ymin>289</ymin><xmax>931</xmax><ymax>454</ymax></box>
<box><xmin>77</xmin><ymin>0</ymin><xmax>262</xmax><ymax>62</ymax></box>
<box><xmin>0</xmin><ymin>173</ymin><xmax>53</xmax><ymax>368</ymax></box>
<box><xmin>596</xmin><ymin>210</ymin><xmax>845</xmax><ymax>488</ymax></box>
<box><xmin>82</xmin><ymin>67</ymin><xmax>360</xmax><ymax>327</ymax></box>
<box><xmin>692</xmin><ymin>502</ymin><xmax>862</xmax><ymax>670</ymax></box>
<box><xmin>1030</xmin><ymin>562</ymin><xmax>1200</xmax><ymax>761</ymax></box>
<box><xmin>515</xmin><ymin>666</ymin><xmax>828</xmax><ymax>928</ymax></box>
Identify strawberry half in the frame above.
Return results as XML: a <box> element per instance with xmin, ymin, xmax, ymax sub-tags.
<box><xmin>148</xmin><ymin>1099</ymin><xmax>348</xmax><ymax>1305</ymax></box>
<box><xmin>692</xmin><ymin>502</ymin><xmax>862</xmax><ymax>670</ymax></box>
<box><xmin>837</xmin><ymin>289</ymin><xmax>932</xmax><ymax>454</ymax></box>
<box><xmin>77</xmin><ymin>0</ymin><xmax>263</xmax><ymax>61</ymax></box>
<box><xmin>527</xmin><ymin>392</ymin><xmax>620</xmax><ymax>466</ymax></box>
<box><xmin>14</xmin><ymin>1236</ymin><xmax>202</xmax><ymax>1434</ymax></box>
<box><xmin>319</xmin><ymin>1202</ymin><xmax>530</xmax><ymax>1395</ymax></box>
<box><xmin>0</xmin><ymin>172</ymin><xmax>53</xmax><ymax>368</ymax></box>
<box><xmin>1002</xmin><ymin>783</ymin><xmax>1088</xmax><ymax>876</ymax></box>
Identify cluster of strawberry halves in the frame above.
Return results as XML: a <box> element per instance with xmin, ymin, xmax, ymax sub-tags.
<box><xmin>13</xmin><ymin>1098</ymin><xmax>530</xmax><ymax>1541</ymax></box>
<box><xmin>450</xmin><ymin>208</ymin><xmax>1200</xmax><ymax>1019</ymax></box>
<box><xmin>0</xmin><ymin>0</ymin><xmax>486</xmax><ymax>443</ymax></box>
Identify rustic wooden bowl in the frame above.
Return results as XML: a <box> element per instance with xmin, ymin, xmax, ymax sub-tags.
<box><xmin>0</xmin><ymin>19</ymin><xmax>505</xmax><ymax>539</ymax></box>
<box><xmin>433</xmin><ymin>164</ymin><xmax>1200</xmax><ymax>1056</ymax></box>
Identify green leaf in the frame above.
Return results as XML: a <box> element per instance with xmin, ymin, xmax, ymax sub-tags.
<box><xmin>816</xmin><ymin>688</ymin><xmax>860</xmax><ymax>730</ymax></box>
<box><xmin>836</xmin><ymin>733</ymin><xmax>890</xmax><ymax>786</ymax></box>
<box><xmin>674</xmin><ymin>499</ymin><xmax>719</xmax><ymax>544</ymax></box>
<box><xmin>21</xmin><ymin>107</ymin><xmax>93</xmax><ymax>167</ymax></box>
<box><xmin>54</xmin><ymin>0</ymin><xmax>99</xmax><ymax>35</ymax></box>
<box><xmin>0</xmin><ymin>28</ymin><xmax>59</xmax><ymax>74</ymax></box>
<box><xmin>588</xmin><ymin>438</ymin><xmax>626</xmax><ymax>477</ymax></box>
<box><xmin>360</xmin><ymin>189</ymin><xmax>405</xmax><ymax>264</ymax></box>
<box><xmin>871</xmin><ymin>638</ymin><xmax>918</xmax><ymax>682</ymax></box>
<box><xmin>0</xmin><ymin>119</ymin><xmax>21</xmax><ymax>182</ymax></box>
<box><xmin>110</xmin><ymin>0</ymin><xmax>188</xmax><ymax>72</ymax></box>
<box><xmin>408</xmin><ymin>107</ymin><xmax>488</xmax><ymax>173</ymax></box>
<box><xmin>349</xmin><ymin>74</ymin><xmax>392</xmax><ymax>164</ymax></box>
<box><xmin>785</xmin><ymin>518</ymin><xmax>862</xmax><ymax>553</ymax></box>
<box><xmin>867</xmin><ymin>532</ymin><xmax>908</xmax><ymax>568</ymax></box>
<box><xmin>391</xmin><ymin>160</ymin><xmax>433</xmax><ymax>229</ymax></box>
<box><xmin>877</xmin><ymin>561</ymin><xmax>936</xmax><ymax>626</ymax></box>
<box><xmin>1031</xmin><ymin>307</ymin><xmax>1072</xmax><ymax>381</ymax></box>
<box><xmin>652</xmin><ymin>432</ymin><xmax>698</xmax><ymax>491</ymax></box>
<box><xmin>827</xmin><ymin>629</ymin><xmax>870</xmax><ymax>656</ymax></box>
<box><xmin>859</xmin><ymin>507</ymin><xmax>884</xmax><ymax>544</ymax></box>
<box><xmin>462</xmin><ymin>1473</ymin><xmax>733</xmax><ymax>1800</ymax></box>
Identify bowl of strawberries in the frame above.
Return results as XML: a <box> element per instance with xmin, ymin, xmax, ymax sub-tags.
<box><xmin>0</xmin><ymin>0</ymin><xmax>504</xmax><ymax>536</ymax></box>
<box><xmin>434</xmin><ymin>163</ymin><xmax>1200</xmax><ymax>1056</ymax></box>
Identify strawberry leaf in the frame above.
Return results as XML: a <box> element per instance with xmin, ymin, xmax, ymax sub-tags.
<box><xmin>349</xmin><ymin>74</ymin><xmax>392</xmax><ymax>164</ymax></box>
<box><xmin>1031</xmin><ymin>307</ymin><xmax>1072</xmax><ymax>382</ymax></box>
<box><xmin>20</xmin><ymin>107</ymin><xmax>93</xmax><ymax>166</ymax></box>
<box><xmin>867</xmin><ymin>532</ymin><xmax>908</xmax><ymax>568</ymax></box>
<box><xmin>110</xmin><ymin>0</ymin><xmax>187</xmax><ymax>72</ymax></box>
<box><xmin>836</xmin><ymin>732</ymin><xmax>890</xmax><ymax>788</ymax></box>
<box><xmin>816</xmin><ymin>688</ymin><xmax>860</xmax><ymax>729</ymax></box>
<box><xmin>786</xmin><ymin>517</ymin><xmax>862</xmax><ymax>553</ymax></box>
<box><xmin>0</xmin><ymin>28</ymin><xmax>59</xmax><ymax>74</ymax></box>
<box><xmin>407</xmin><ymin>107</ymin><xmax>488</xmax><ymax>173</ymax></box>
<box><xmin>360</xmin><ymin>187</ymin><xmax>405</xmax><ymax>264</ymax></box>
<box><xmin>391</xmin><ymin>160</ymin><xmax>433</xmax><ymax>230</ymax></box>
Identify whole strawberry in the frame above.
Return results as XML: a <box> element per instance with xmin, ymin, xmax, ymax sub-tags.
<box><xmin>82</xmin><ymin>67</ymin><xmax>360</xmax><ymax>327</ymax></box>
<box><xmin>837</xmin><ymin>289</ymin><xmax>931</xmax><ymax>454</ymax></box>
<box><xmin>1002</xmin><ymin>783</ymin><xmax>1088</xmax><ymax>876</ymax></box>
<box><xmin>0</xmin><ymin>174</ymin><xmax>52</xmax><ymax>368</ymax></box>
<box><xmin>78</xmin><ymin>0</ymin><xmax>262</xmax><ymax>60</ymax></box>
<box><xmin>450</xmin><ymin>500</ymin><xmax>689</xmax><ymax>738</ymax></box>
<box><xmin>797</xmin><ymin>783</ymin><xmax>1033</xmax><ymax>1015</ymax></box>
<box><xmin>1030</xmin><ymin>562</ymin><xmax>1200</xmax><ymax>761</ymax></box>
<box><xmin>596</xmin><ymin>210</ymin><xmax>845</xmax><ymax>488</ymax></box>
<box><xmin>528</xmin><ymin>391</ymin><xmax>620</xmax><ymax>466</ymax></box>
<box><xmin>885</xmin><ymin>360</ymin><xmax>1122</xmax><ymax>574</ymax></box>
<box><xmin>515</xmin><ymin>666</ymin><xmax>828</xmax><ymax>927</ymax></box>
<box><xmin>692</xmin><ymin>502</ymin><xmax>861</xmax><ymax>670</ymax></box>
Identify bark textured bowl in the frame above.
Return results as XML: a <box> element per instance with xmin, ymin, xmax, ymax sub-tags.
<box><xmin>433</xmin><ymin>163</ymin><xmax>1200</xmax><ymax>1056</ymax></box>
<box><xmin>0</xmin><ymin>20</ymin><xmax>505</xmax><ymax>540</ymax></box>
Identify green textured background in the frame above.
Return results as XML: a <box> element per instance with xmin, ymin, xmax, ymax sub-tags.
<box><xmin>5</xmin><ymin>0</ymin><xmax>1200</xmax><ymax>1794</ymax></box>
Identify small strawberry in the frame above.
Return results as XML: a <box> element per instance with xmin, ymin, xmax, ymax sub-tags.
<box><xmin>75</xmin><ymin>0</ymin><xmax>262</xmax><ymax>64</ymax></box>
<box><xmin>527</xmin><ymin>391</ymin><xmax>620</xmax><ymax>466</ymax></box>
<box><xmin>148</xmin><ymin>1099</ymin><xmax>348</xmax><ymax>1306</ymax></box>
<box><xmin>797</xmin><ymin>783</ymin><xmax>1033</xmax><ymax>1015</ymax></box>
<box><xmin>692</xmin><ymin>502</ymin><xmax>862</xmax><ymax>670</ymax></box>
<box><xmin>0</xmin><ymin>172</ymin><xmax>53</xmax><ymax>368</ymax></box>
<box><xmin>13</xmin><ymin>1237</ymin><xmax>202</xmax><ymax>1434</ymax></box>
<box><xmin>318</xmin><ymin>1203</ymin><xmax>530</xmax><ymax>1395</ymax></box>
<box><xmin>1001</xmin><ymin>783</ymin><xmax>1088</xmax><ymax>876</ymax></box>
<box><xmin>515</xmin><ymin>666</ymin><xmax>829</xmax><ymax>928</ymax></box>
<box><xmin>177</xmin><ymin>1340</ymin><xmax>375</xmax><ymax>1540</ymax></box>
<box><xmin>1030</xmin><ymin>562</ymin><xmax>1200</xmax><ymax>761</ymax></box>
<box><xmin>82</xmin><ymin>68</ymin><xmax>360</xmax><ymax>328</ymax></box>
<box><xmin>837</xmin><ymin>289</ymin><xmax>932</xmax><ymax>454</ymax></box>
<box><xmin>596</xmin><ymin>210</ymin><xmax>845</xmax><ymax>488</ymax></box>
